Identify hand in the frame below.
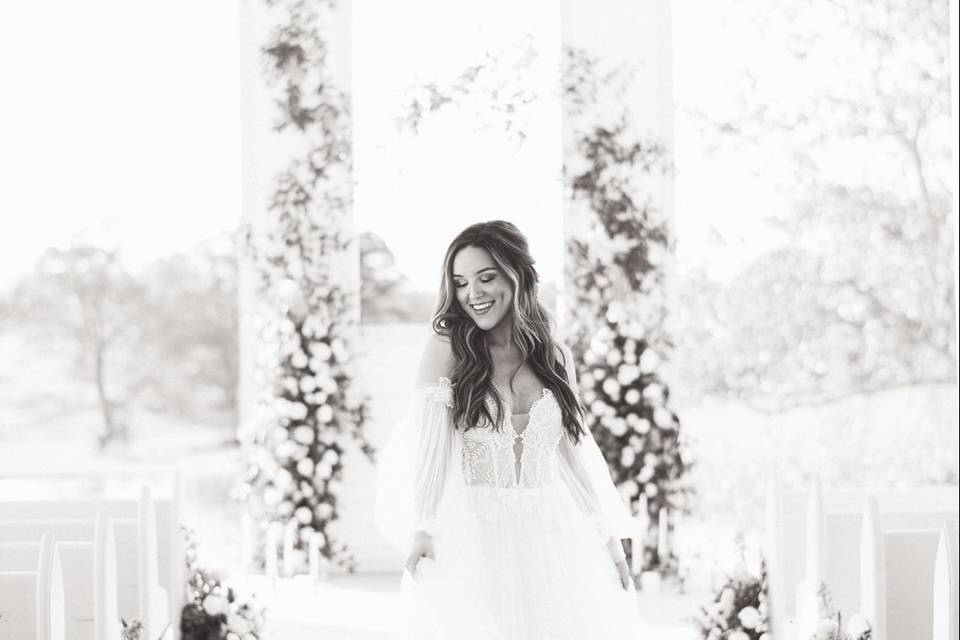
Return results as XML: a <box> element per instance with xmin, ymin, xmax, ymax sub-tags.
<box><xmin>614</xmin><ymin>559</ymin><xmax>631</xmax><ymax>591</ymax></box>
<box><xmin>405</xmin><ymin>531</ymin><xmax>436</xmax><ymax>577</ymax></box>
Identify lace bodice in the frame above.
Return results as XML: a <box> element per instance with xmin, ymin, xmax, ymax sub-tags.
<box><xmin>461</xmin><ymin>387</ymin><xmax>565</xmax><ymax>489</ymax></box>
<box><xmin>373</xmin><ymin>372</ymin><xmax>636</xmax><ymax>562</ymax></box>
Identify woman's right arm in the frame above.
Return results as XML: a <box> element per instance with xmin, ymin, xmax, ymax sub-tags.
<box><xmin>373</xmin><ymin>332</ymin><xmax>456</xmax><ymax>565</ymax></box>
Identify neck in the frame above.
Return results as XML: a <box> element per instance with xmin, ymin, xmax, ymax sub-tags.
<box><xmin>487</xmin><ymin>315</ymin><xmax>515</xmax><ymax>351</ymax></box>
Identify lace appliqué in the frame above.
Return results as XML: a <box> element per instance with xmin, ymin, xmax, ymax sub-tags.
<box><xmin>460</xmin><ymin>388</ymin><xmax>564</xmax><ymax>493</ymax></box>
<box><xmin>416</xmin><ymin>375</ymin><xmax>454</xmax><ymax>408</ymax></box>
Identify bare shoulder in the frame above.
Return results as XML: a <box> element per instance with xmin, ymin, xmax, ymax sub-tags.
<box><xmin>416</xmin><ymin>332</ymin><xmax>454</xmax><ymax>385</ymax></box>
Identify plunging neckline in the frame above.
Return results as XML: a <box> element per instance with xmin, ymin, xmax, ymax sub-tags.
<box><xmin>503</xmin><ymin>387</ymin><xmax>551</xmax><ymax>441</ymax></box>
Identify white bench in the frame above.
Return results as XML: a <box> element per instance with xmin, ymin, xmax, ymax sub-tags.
<box><xmin>0</xmin><ymin>487</ymin><xmax>172</xmax><ymax>638</ymax></box>
<box><xmin>0</xmin><ymin>534</ymin><xmax>65</xmax><ymax>640</ymax></box>
<box><xmin>767</xmin><ymin>474</ymin><xmax>959</xmax><ymax>639</ymax></box>
<box><xmin>0</xmin><ymin>511</ymin><xmax>120</xmax><ymax>640</ymax></box>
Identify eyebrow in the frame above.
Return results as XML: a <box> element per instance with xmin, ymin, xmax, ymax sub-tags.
<box><xmin>452</xmin><ymin>267</ymin><xmax>497</xmax><ymax>278</ymax></box>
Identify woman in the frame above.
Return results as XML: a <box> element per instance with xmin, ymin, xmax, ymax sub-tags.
<box><xmin>374</xmin><ymin>220</ymin><xmax>645</xmax><ymax>639</ymax></box>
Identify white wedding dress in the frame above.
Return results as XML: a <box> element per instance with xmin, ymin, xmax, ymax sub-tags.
<box><xmin>374</xmin><ymin>375</ymin><xmax>645</xmax><ymax>639</ymax></box>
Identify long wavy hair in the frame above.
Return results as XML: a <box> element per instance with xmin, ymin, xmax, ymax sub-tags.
<box><xmin>432</xmin><ymin>220</ymin><xmax>586</xmax><ymax>442</ymax></box>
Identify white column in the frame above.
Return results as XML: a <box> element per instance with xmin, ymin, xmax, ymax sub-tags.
<box><xmin>238</xmin><ymin>0</ymin><xmax>358</xmax><ymax>437</ymax></box>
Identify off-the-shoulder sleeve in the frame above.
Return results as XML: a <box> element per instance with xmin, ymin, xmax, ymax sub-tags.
<box><xmin>373</xmin><ymin>377</ymin><xmax>457</xmax><ymax>553</ymax></box>
<box><xmin>554</xmin><ymin>344</ymin><xmax>635</xmax><ymax>561</ymax></box>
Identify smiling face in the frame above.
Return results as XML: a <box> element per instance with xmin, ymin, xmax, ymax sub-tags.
<box><xmin>451</xmin><ymin>245</ymin><xmax>514</xmax><ymax>332</ymax></box>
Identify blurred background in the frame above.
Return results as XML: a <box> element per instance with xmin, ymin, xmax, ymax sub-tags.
<box><xmin>1</xmin><ymin>0</ymin><xmax>957</xmax><ymax>635</ymax></box>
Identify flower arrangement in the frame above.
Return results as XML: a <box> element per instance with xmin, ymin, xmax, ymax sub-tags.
<box><xmin>180</xmin><ymin>527</ymin><xmax>267</xmax><ymax>640</ymax></box>
<box><xmin>694</xmin><ymin>561</ymin><xmax>771</xmax><ymax>640</ymax></box>
<box><xmin>563</xmin><ymin>46</ymin><xmax>692</xmax><ymax>575</ymax></box>
<box><xmin>235</xmin><ymin>0</ymin><xmax>375</xmax><ymax>574</ymax></box>
<box><xmin>121</xmin><ymin>618</ymin><xmax>143</xmax><ymax>640</ymax></box>
<box><xmin>807</xmin><ymin>583</ymin><xmax>872</xmax><ymax>640</ymax></box>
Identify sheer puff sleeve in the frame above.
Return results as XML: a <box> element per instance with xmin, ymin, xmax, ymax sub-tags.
<box><xmin>374</xmin><ymin>376</ymin><xmax>458</xmax><ymax>554</ymax></box>
<box><xmin>555</xmin><ymin>344</ymin><xmax>636</xmax><ymax>562</ymax></box>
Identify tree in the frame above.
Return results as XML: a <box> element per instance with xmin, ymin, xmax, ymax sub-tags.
<box><xmin>13</xmin><ymin>245</ymin><xmax>144</xmax><ymax>448</ymax></box>
<box><xmin>676</xmin><ymin>0</ymin><xmax>955</xmax><ymax>406</ymax></box>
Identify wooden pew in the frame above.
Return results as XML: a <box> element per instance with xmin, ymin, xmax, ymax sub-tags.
<box><xmin>770</xmin><ymin>481</ymin><xmax>958</xmax><ymax>624</ymax></box>
<box><xmin>884</xmin><ymin>528</ymin><xmax>942</xmax><ymax>640</ymax></box>
<box><xmin>932</xmin><ymin>522</ymin><xmax>959</xmax><ymax>640</ymax></box>
<box><xmin>0</xmin><ymin>511</ymin><xmax>121</xmax><ymax>639</ymax></box>
<box><xmin>0</xmin><ymin>534</ymin><xmax>65</xmax><ymax>640</ymax></box>
<box><xmin>0</xmin><ymin>477</ymin><xmax>184</xmax><ymax>640</ymax></box>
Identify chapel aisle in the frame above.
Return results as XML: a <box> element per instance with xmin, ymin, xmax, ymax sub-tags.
<box><xmin>248</xmin><ymin>572</ymin><xmax>702</xmax><ymax>640</ymax></box>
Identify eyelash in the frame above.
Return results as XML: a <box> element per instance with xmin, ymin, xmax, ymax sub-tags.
<box><xmin>455</xmin><ymin>275</ymin><xmax>495</xmax><ymax>288</ymax></box>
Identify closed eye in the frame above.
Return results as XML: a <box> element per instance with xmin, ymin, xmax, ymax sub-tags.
<box><xmin>454</xmin><ymin>274</ymin><xmax>496</xmax><ymax>288</ymax></box>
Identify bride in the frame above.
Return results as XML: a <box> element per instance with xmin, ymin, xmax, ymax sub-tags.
<box><xmin>374</xmin><ymin>220</ymin><xmax>645</xmax><ymax>639</ymax></box>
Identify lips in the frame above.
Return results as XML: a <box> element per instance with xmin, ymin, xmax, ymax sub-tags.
<box><xmin>470</xmin><ymin>300</ymin><xmax>494</xmax><ymax>315</ymax></box>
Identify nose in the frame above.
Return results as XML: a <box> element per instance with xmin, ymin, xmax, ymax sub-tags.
<box><xmin>468</xmin><ymin>279</ymin><xmax>484</xmax><ymax>300</ymax></box>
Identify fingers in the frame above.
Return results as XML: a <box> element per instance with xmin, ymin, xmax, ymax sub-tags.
<box><xmin>405</xmin><ymin>553</ymin><xmax>421</xmax><ymax>576</ymax></box>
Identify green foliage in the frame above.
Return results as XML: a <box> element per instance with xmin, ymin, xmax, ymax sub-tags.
<box><xmin>676</xmin><ymin>0</ymin><xmax>955</xmax><ymax>408</ymax></box>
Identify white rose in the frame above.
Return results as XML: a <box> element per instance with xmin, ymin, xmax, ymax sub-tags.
<box><xmin>589</xmin><ymin>337</ymin><xmax>609</xmax><ymax>356</ymax></box>
<box><xmin>639</xmin><ymin>348</ymin><xmax>659</xmax><ymax>373</ymax></box>
<box><xmin>292</xmin><ymin>426</ymin><xmax>315</xmax><ymax>445</ymax></box>
<box><xmin>637</xmin><ymin>466</ymin><xmax>655</xmax><ymax>483</ymax></box>
<box><xmin>263</xmin><ymin>487</ymin><xmax>282</xmax><ymax>506</ymax></box>
<box><xmin>737</xmin><ymin>606</ymin><xmax>760</xmax><ymax>629</ymax></box>
<box><xmin>601</xmin><ymin>378</ymin><xmax>620</xmax><ymax>397</ymax></box>
<box><xmin>322</xmin><ymin>449</ymin><xmax>340</xmax><ymax>465</ymax></box>
<box><xmin>609</xmin><ymin>418</ymin><xmax>627</xmax><ymax>436</ymax></box>
<box><xmin>317</xmin><ymin>405</ymin><xmax>334</xmax><ymax>423</ymax></box>
<box><xmin>299</xmin><ymin>375</ymin><xmax>317</xmax><ymax>393</ymax></box>
<box><xmin>815</xmin><ymin>618</ymin><xmax>838</xmax><ymax>639</ymax></box>
<box><xmin>226</xmin><ymin>612</ymin><xmax>250</xmax><ymax>634</ymax></box>
<box><xmin>624</xmin><ymin>388</ymin><xmax>641</xmax><ymax>405</ymax></box>
<box><xmin>317</xmin><ymin>503</ymin><xmax>334</xmax><ymax>519</ymax></box>
<box><xmin>620</xmin><ymin>479</ymin><xmax>638</xmax><ymax>498</ymax></box>
<box><xmin>276</xmin><ymin>468</ymin><xmax>293</xmax><ymax>487</ymax></box>
<box><xmin>653</xmin><ymin>407</ymin><xmax>674</xmax><ymax>429</ymax></box>
<box><xmin>590</xmin><ymin>399</ymin><xmax>607</xmax><ymax>417</ymax></box>
<box><xmin>310</xmin><ymin>341</ymin><xmax>332</xmax><ymax>360</ymax></box>
<box><xmin>295</xmin><ymin>506</ymin><xmax>314</xmax><ymax>524</ymax></box>
<box><xmin>642</xmin><ymin>383</ymin><xmax>663</xmax><ymax>404</ymax></box>
<box><xmin>202</xmin><ymin>593</ymin><xmax>227</xmax><ymax>616</ymax></box>
<box><xmin>319</xmin><ymin>429</ymin><xmax>337</xmax><ymax>445</ymax></box>
<box><xmin>226</xmin><ymin>633</ymin><xmax>240</xmax><ymax>640</ymax></box>
<box><xmin>605</xmin><ymin>348</ymin><xmax>622</xmax><ymax>366</ymax></box>
<box><xmin>287</xmin><ymin>401</ymin><xmax>308</xmax><ymax>421</ymax></box>
<box><xmin>845</xmin><ymin>614</ymin><xmax>871</xmax><ymax>639</ymax></box>
<box><xmin>620</xmin><ymin>448</ymin><xmax>636</xmax><ymax>467</ymax></box>
<box><xmin>727</xmin><ymin>632</ymin><xmax>750</xmax><ymax>640</ymax></box>
<box><xmin>291</xmin><ymin>350</ymin><xmax>309</xmax><ymax>369</ymax></box>
<box><xmin>644</xmin><ymin>483</ymin><xmax>659</xmax><ymax>497</ymax></box>
<box><xmin>634</xmin><ymin>418</ymin><xmax>651</xmax><ymax>434</ymax></box>
<box><xmin>315</xmin><ymin>462</ymin><xmax>332</xmax><ymax>479</ymax></box>
<box><xmin>296</xmin><ymin>458</ymin><xmax>314</xmax><ymax>477</ymax></box>
<box><xmin>617</xmin><ymin>364</ymin><xmax>639</xmax><ymax>386</ymax></box>
<box><xmin>592</xmin><ymin>368</ymin><xmax>606</xmax><ymax>381</ymax></box>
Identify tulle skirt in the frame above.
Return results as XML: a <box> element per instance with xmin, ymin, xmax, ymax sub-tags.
<box><xmin>393</xmin><ymin>480</ymin><xmax>645</xmax><ymax>640</ymax></box>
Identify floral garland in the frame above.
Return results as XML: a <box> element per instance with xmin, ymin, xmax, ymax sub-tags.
<box><xmin>235</xmin><ymin>0</ymin><xmax>374</xmax><ymax>573</ymax></box>
<box><xmin>563</xmin><ymin>47</ymin><xmax>692</xmax><ymax>575</ymax></box>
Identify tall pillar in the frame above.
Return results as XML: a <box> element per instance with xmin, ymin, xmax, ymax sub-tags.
<box><xmin>238</xmin><ymin>0</ymin><xmax>357</xmax><ymax>439</ymax></box>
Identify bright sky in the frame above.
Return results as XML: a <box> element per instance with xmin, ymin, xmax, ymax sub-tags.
<box><xmin>0</xmin><ymin>0</ymin><xmax>797</xmax><ymax>293</ymax></box>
